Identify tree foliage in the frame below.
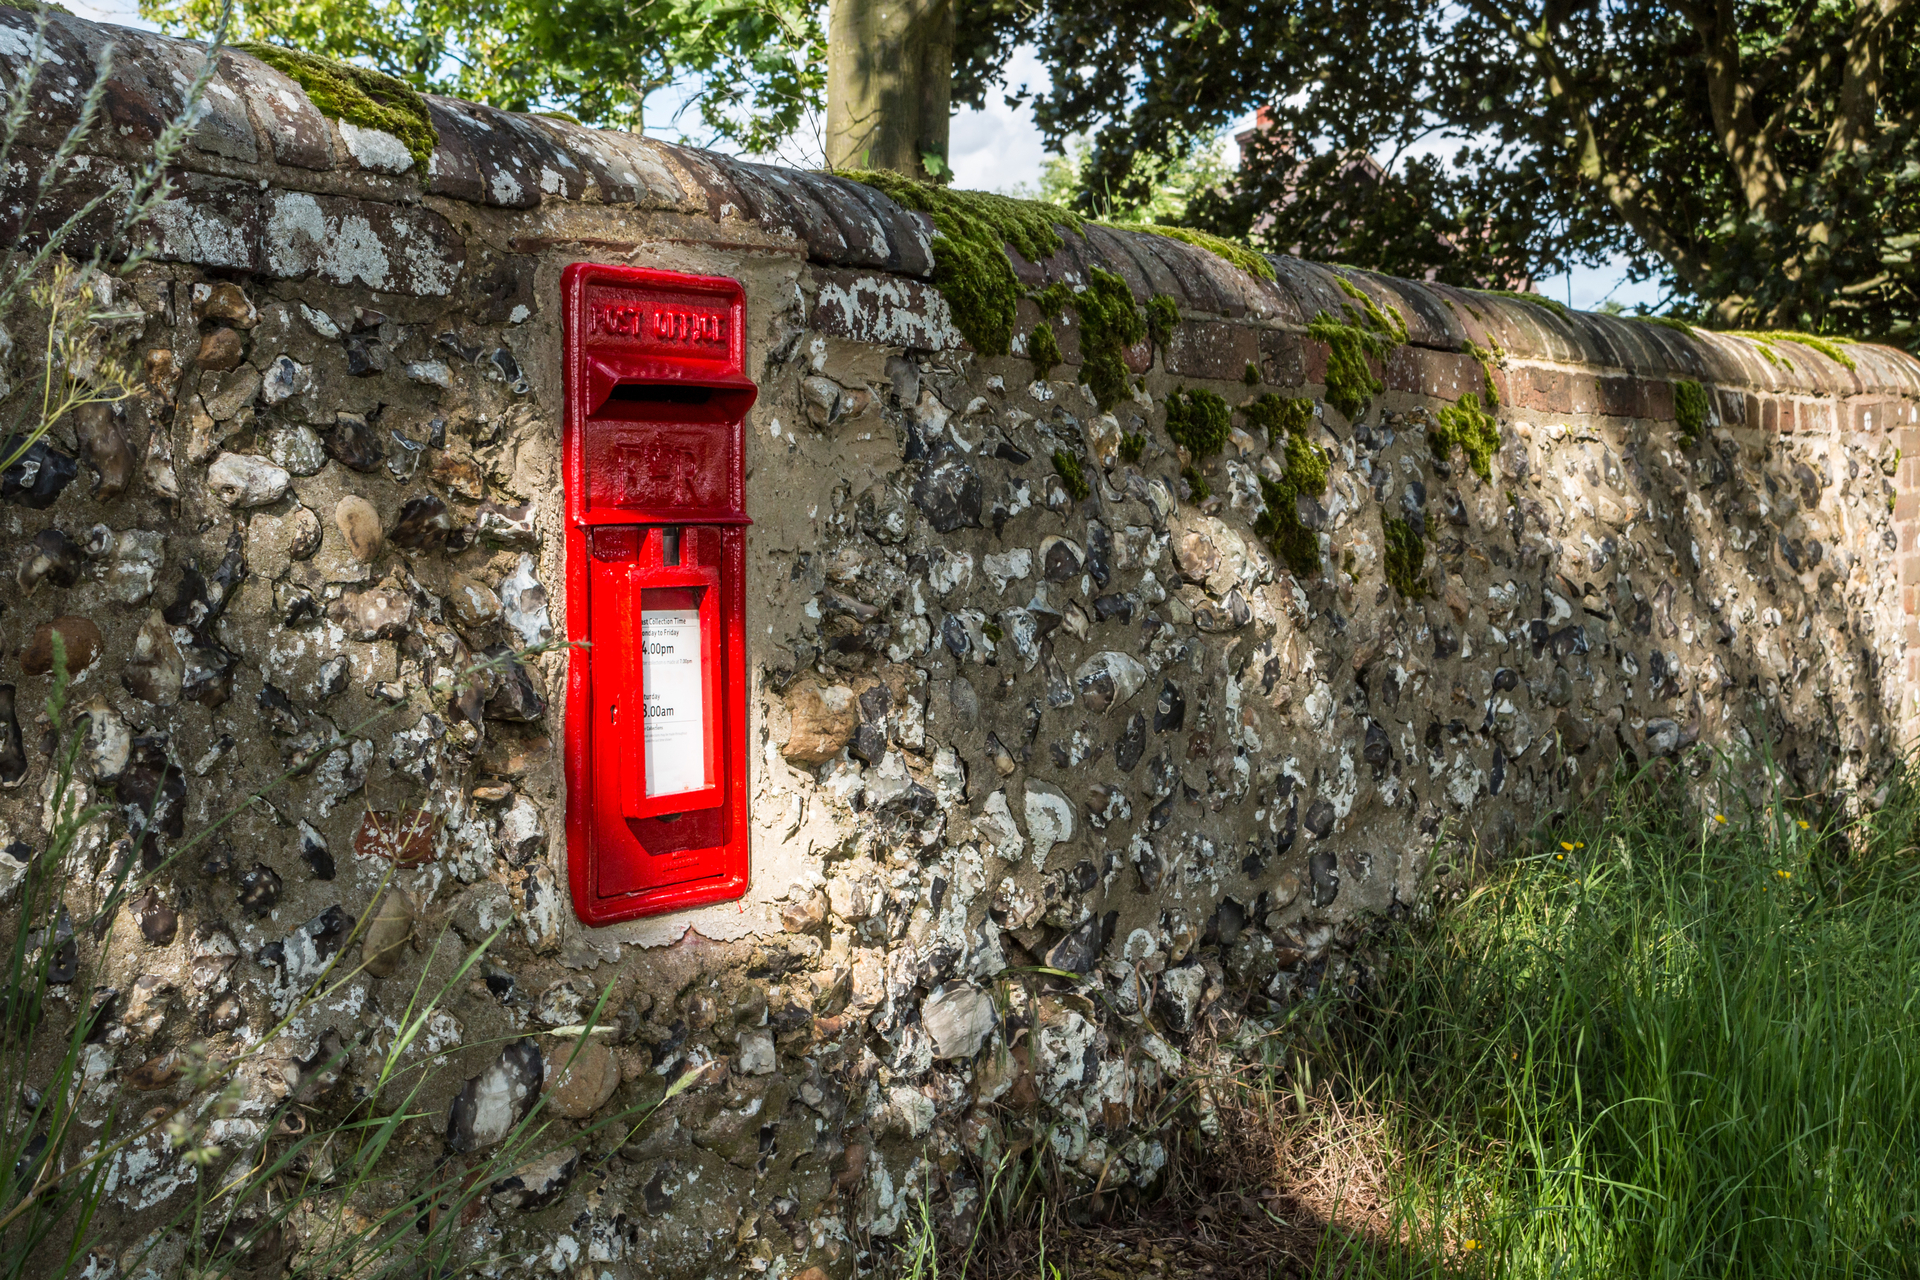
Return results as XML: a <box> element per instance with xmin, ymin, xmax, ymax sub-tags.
<box><xmin>143</xmin><ymin>0</ymin><xmax>825</xmax><ymax>152</ymax></box>
<box><xmin>957</xmin><ymin>0</ymin><xmax>1920</xmax><ymax>342</ymax></box>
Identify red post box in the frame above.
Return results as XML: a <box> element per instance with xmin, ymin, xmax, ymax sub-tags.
<box><xmin>561</xmin><ymin>263</ymin><xmax>755</xmax><ymax>925</ymax></box>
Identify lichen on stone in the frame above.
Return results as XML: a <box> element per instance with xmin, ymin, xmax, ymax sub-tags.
<box><xmin>1428</xmin><ymin>391</ymin><xmax>1501</xmax><ymax>481</ymax></box>
<box><xmin>238</xmin><ymin>43</ymin><xmax>438</xmax><ymax>172</ymax></box>
<box><xmin>1113</xmin><ymin>224</ymin><xmax>1276</xmax><ymax>282</ymax></box>
<box><xmin>1307</xmin><ymin>277</ymin><xmax>1408</xmax><ymax>422</ymax></box>
<box><xmin>1248</xmin><ymin>394</ymin><xmax>1329</xmax><ymax>577</ymax></box>
<box><xmin>1674</xmin><ymin>379</ymin><xmax>1709</xmax><ymax>447</ymax></box>
<box><xmin>1164</xmin><ymin>387</ymin><xmax>1232</xmax><ymax>458</ymax></box>
<box><xmin>1029</xmin><ymin>321</ymin><xmax>1061</xmax><ymax>381</ymax></box>
<box><xmin>1383</xmin><ymin>515</ymin><xmax>1427</xmax><ymax>599</ymax></box>
<box><xmin>1052</xmin><ymin>448</ymin><xmax>1090</xmax><ymax>501</ymax></box>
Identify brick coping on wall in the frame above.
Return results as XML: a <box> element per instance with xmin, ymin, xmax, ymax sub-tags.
<box><xmin>6</xmin><ymin>2</ymin><xmax>1920</xmax><ymax>699</ymax></box>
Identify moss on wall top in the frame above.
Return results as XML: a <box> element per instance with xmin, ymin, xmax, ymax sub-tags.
<box><xmin>844</xmin><ymin>171</ymin><xmax>1077</xmax><ymax>358</ymax></box>
<box><xmin>239</xmin><ymin>44</ymin><xmax>438</xmax><ymax>172</ymax></box>
<box><xmin>1307</xmin><ymin>278</ymin><xmax>1408</xmax><ymax>422</ymax></box>
<box><xmin>1113</xmin><ymin>224</ymin><xmax>1275</xmax><ymax>281</ymax></box>
<box><xmin>1723</xmin><ymin>331</ymin><xmax>1859</xmax><ymax>372</ymax></box>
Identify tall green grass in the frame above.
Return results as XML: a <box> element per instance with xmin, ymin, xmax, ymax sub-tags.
<box><xmin>1316</xmin><ymin>764</ymin><xmax>1920</xmax><ymax>1278</ymax></box>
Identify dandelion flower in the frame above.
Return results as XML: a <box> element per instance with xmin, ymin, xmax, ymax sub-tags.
<box><xmin>1714</xmin><ymin>814</ymin><xmax>1728</xmax><ymax>824</ymax></box>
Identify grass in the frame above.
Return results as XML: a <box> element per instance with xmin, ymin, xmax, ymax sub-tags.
<box><xmin>889</xmin><ymin>758</ymin><xmax>1920</xmax><ymax>1280</ymax></box>
<box><xmin>1301</xmin><ymin>761</ymin><xmax>1920</xmax><ymax>1278</ymax></box>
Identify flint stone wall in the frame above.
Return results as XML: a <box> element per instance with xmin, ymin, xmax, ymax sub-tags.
<box><xmin>5</xmin><ymin>8</ymin><xmax>1920</xmax><ymax>1277</ymax></box>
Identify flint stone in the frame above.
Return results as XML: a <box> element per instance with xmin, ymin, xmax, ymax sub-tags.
<box><xmin>17</xmin><ymin>527</ymin><xmax>83</xmax><ymax>593</ymax></box>
<box><xmin>781</xmin><ymin>681</ymin><xmax>858</xmax><ymax>765</ymax></box>
<box><xmin>333</xmin><ymin>496</ymin><xmax>383</xmax><ymax>562</ymax></box>
<box><xmin>544</xmin><ymin>1036</ymin><xmax>622</xmax><ymax>1115</ymax></box>
<box><xmin>105</xmin><ymin>530</ymin><xmax>167</xmax><ymax>603</ymax></box>
<box><xmin>261</xmin><ymin>354</ymin><xmax>309</xmax><ymax>406</ymax></box>
<box><xmin>498</xmin><ymin>794</ymin><xmax>548</xmax><ymax>866</ymax></box>
<box><xmin>328</xmin><ymin>588</ymin><xmax>413</xmax><ymax>640</ymax></box>
<box><xmin>499</xmin><ymin>554</ymin><xmax>551</xmax><ymax>646</ymax></box>
<box><xmin>1</xmin><ymin>438</ymin><xmax>79</xmax><ymax>508</ymax></box>
<box><xmin>1023</xmin><ymin>780</ymin><xmax>1075</xmax><ymax>869</ymax></box>
<box><xmin>736</xmin><ymin>1028</ymin><xmax>777</xmax><ymax>1076</ymax></box>
<box><xmin>21</xmin><ymin>616</ymin><xmax>102</xmax><ymax>676</ymax></box>
<box><xmin>193</xmin><ymin>282</ymin><xmax>256</xmax><ymax>327</ymax></box>
<box><xmin>1045</xmin><ymin>916</ymin><xmax>1104</xmax><ymax>974</ymax></box>
<box><xmin>447</xmin><ymin>1039</ymin><xmax>543</xmax><ymax>1152</ymax></box>
<box><xmin>448</xmin><ymin>573</ymin><xmax>502</xmax><ymax>629</ymax></box>
<box><xmin>202</xmin><ymin>366</ymin><xmax>262</xmax><ymax>420</ymax></box>
<box><xmin>207</xmin><ymin>452</ymin><xmax>289</xmax><ymax>508</ymax></box>
<box><xmin>474</xmin><ymin>501</ymin><xmax>538</xmax><ymax>547</ymax></box>
<box><xmin>267</xmin><ymin>424</ymin><xmax>327</xmax><ymax>476</ymax></box>
<box><xmin>124</xmin><ymin>610</ymin><xmax>184</xmax><ymax>704</ymax></box>
<box><xmin>361</xmin><ymin>889</ymin><xmax>413</xmax><ymax>977</ymax></box>
<box><xmin>1073</xmin><ymin>651</ymin><xmax>1147</xmax><ymax>713</ymax></box>
<box><xmin>196</xmin><ymin>327</ymin><xmax>245</xmax><ymax>371</ymax></box>
<box><xmin>911</xmin><ymin>459</ymin><xmax>983</xmax><ymax>532</ymax></box>
<box><xmin>488</xmin><ymin>1146</ymin><xmax>580</xmax><ymax>1212</ymax></box>
<box><xmin>283</xmin><ymin>904</ymin><xmax>350</xmax><ymax>982</ymax></box>
<box><xmin>922</xmin><ymin>984</ymin><xmax>995</xmax><ymax>1059</ymax></box>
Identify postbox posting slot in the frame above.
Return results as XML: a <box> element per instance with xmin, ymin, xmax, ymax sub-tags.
<box><xmin>618</xmin><ymin>555</ymin><xmax>723</xmax><ymax>821</ymax></box>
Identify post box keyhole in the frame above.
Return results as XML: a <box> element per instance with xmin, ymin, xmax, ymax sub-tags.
<box><xmin>661</xmin><ymin>525</ymin><xmax>682</xmax><ymax>566</ymax></box>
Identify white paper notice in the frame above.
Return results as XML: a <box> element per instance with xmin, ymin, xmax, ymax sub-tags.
<box><xmin>641</xmin><ymin>608</ymin><xmax>706</xmax><ymax>796</ymax></box>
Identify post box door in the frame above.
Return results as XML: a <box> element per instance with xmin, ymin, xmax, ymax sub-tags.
<box><xmin>562</xmin><ymin>264</ymin><xmax>754</xmax><ymax>926</ymax></box>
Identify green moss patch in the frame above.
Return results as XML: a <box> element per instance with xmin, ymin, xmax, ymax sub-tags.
<box><xmin>1182</xmin><ymin>464</ymin><xmax>1211</xmax><ymax>500</ymax></box>
<box><xmin>1429</xmin><ymin>391</ymin><xmax>1501</xmax><ymax>482</ymax></box>
<box><xmin>1674</xmin><ymin>379</ymin><xmax>1709</xmax><ymax>447</ymax></box>
<box><xmin>1383</xmin><ymin>515</ymin><xmax>1427</xmax><ymax>600</ymax></box>
<box><xmin>239</xmin><ymin>44</ymin><xmax>438</xmax><ymax>172</ymax></box>
<box><xmin>1249</xmin><ymin>394</ymin><xmax>1331</xmax><ymax>577</ymax></box>
<box><xmin>1146</xmin><ymin>294</ymin><xmax>1180</xmax><ymax>349</ymax></box>
<box><xmin>1114</xmin><ymin>223</ymin><xmax>1275</xmax><ymax>281</ymax></box>
<box><xmin>1029</xmin><ymin>321</ymin><xmax>1061</xmax><ymax>381</ymax></box>
<box><xmin>1052</xmin><ymin>449</ymin><xmax>1090</xmax><ymax>501</ymax></box>
<box><xmin>1307</xmin><ymin>277</ymin><xmax>1409</xmax><ymax>422</ymax></box>
<box><xmin>1723</xmin><ymin>331</ymin><xmax>1859</xmax><ymax>372</ymax></box>
<box><xmin>1467</xmin><ymin>288</ymin><xmax>1568</xmax><ymax>319</ymax></box>
<box><xmin>1631</xmin><ymin>315</ymin><xmax>1696</xmax><ymax>337</ymax></box>
<box><xmin>844</xmin><ymin>171</ymin><xmax>1081</xmax><ymax>358</ymax></box>
<box><xmin>1119</xmin><ymin>432</ymin><xmax>1145</xmax><ymax>463</ymax></box>
<box><xmin>1164</xmin><ymin>387</ymin><xmax>1232</xmax><ymax>458</ymax></box>
<box><xmin>1073</xmin><ymin>268</ymin><xmax>1147</xmax><ymax>409</ymax></box>
<box><xmin>1463</xmin><ymin>337</ymin><xmax>1503</xmax><ymax>407</ymax></box>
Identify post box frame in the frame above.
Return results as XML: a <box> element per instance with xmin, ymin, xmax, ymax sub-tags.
<box><xmin>561</xmin><ymin>262</ymin><xmax>755</xmax><ymax>926</ymax></box>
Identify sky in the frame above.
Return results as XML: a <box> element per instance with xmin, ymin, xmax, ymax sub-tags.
<box><xmin>66</xmin><ymin>0</ymin><xmax>1658</xmax><ymax>312</ymax></box>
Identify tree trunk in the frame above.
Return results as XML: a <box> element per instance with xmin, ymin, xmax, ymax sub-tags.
<box><xmin>826</xmin><ymin>0</ymin><xmax>953</xmax><ymax>179</ymax></box>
